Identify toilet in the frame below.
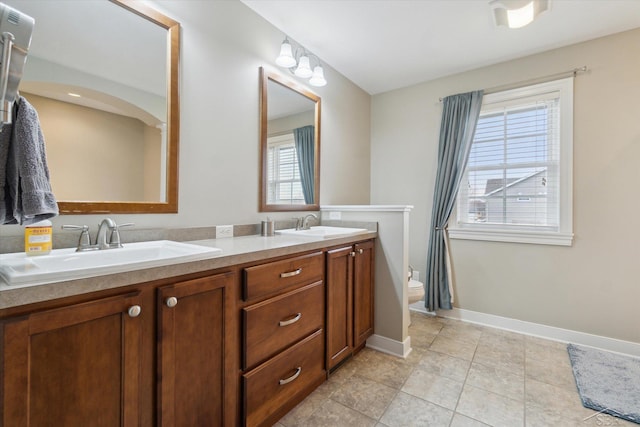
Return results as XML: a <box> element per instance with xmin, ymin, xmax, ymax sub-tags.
<box><xmin>407</xmin><ymin>266</ymin><xmax>425</xmax><ymax>304</ymax></box>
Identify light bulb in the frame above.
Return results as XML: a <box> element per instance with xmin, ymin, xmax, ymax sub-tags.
<box><xmin>294</xmin><ymin>55</ymin><xmax>313</xmax><ymax>78</ymax></box>
<box><xmin>309</xmin><ymin>65</ymin><xmax>327</xmax><ymax>87</ymax></box>
<box><xmin>490</xmin><ymin>0</ymin><xmax>548</xmax><ymax>29</ymax></box>
<box><xmin>506</xmin><ymin>1</ymin><xmax>535</xmax><ymax>28</ymax></box>
<box><xmin>276</xmin><ymin>39</ymin><xmax>296</xmax><ymax>68</ymax></box>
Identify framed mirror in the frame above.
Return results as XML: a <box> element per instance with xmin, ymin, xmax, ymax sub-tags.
<box><xmin>259</xmin><ymin>67</ymin><xmax>321</xmax><ymax>212</ymax></box>
<box><xmin>9</xmin><ymin>0</ymin><xmax>180</xmax><ymax>214</ymax></box>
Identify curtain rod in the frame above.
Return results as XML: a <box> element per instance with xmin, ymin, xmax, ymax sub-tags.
<box><xmin>438</xmin><ymin>66</ymin><xmax>588</xmax><ymax>102</ymax></box>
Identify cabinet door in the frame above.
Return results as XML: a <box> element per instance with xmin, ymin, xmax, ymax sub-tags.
<box><xmin>325</xmin><ymin>246</ymin><xmax>353</xmax><ymax>370</ymax></box>
<box><xmin>1</xmin><ymin>292</ymin><xmax>143</xmax><ymax>427</ymax></box>
<box><xmin>157</xmin><ymin>272</ymin><xmax>233</xmax><ymax>427</ymax></box>
<box><xmin>353</xmin><ymin>240</ymin><xmax>374</xmax><ymax>348</ymax></box>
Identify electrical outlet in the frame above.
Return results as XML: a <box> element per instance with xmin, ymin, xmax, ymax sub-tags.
<box><xmin>216</xmin><ymin>225</ymin><xmax>233</xmax><ymax>238</ymax></box>
<box><xmin>329</xmin><ymin>211</ymin><xmax>341</xmax><ymax>220</ymax></box>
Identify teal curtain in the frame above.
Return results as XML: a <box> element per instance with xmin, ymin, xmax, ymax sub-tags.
<box><xmin>294</xmin><ymin>125</ymin><xmax>315</xmax><ymax>204</ymax></box>
<box><xmin>425</xmin><ymin>90</ymin><xmax>483</xmax><ymax>311</ymax></box>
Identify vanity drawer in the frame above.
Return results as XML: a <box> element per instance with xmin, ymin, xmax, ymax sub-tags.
<box><xmin>243</xmin><ymin>251</ymin><xmax>324</xmax><ymax>301</ymax></box>
<box><xmin>243</xmin><ymin>329</ymin><xmax>325</xmax><ymax>427</ymax></box>
<box><xmin>243</xmin><ymin>281</ymin><xmax>324</xmax><ymax>369</ymax></box>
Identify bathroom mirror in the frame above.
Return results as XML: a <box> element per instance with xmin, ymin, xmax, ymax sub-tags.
<box><xmin>259</xmin><ymin>67</ymin><xmax>321</xmax><ymax>212</ymax></box>
<box><xmin>9</xmin><ymin>0</ymin><xmax>180</xmax><ymax>214</ymax></box>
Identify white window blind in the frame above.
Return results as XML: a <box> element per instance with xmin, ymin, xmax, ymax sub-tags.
<box><xmin>267</xmin><ymin>134</ymin><xmax>304</xmax><ymax>205</ymax></box>
<box><xmin>450</xmin><ymin>78</ymin><xmax>574</xmax><ymax>246</ymax></box>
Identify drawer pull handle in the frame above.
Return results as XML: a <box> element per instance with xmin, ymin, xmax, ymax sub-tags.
<box><xmin>279</xmin><ymin>313</ymin><xmax>302</xmax><ymax>327</ymax></box>
<box><xmin>279</xmin><ymin>367</ymin><xmax>302</xmax><ymax>385</ymax></box>
<box><xmin>280</xmin><ymin>268</ymin><xmax>302</xmax><ymax>278</ymax></box>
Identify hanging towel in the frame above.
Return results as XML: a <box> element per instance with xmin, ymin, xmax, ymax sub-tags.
<box><xmin>0</xmin><ymin>96</ymin><xmax>58</xmax><ymax>225</ymax></box>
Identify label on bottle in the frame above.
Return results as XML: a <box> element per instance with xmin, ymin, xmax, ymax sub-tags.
<box><xmin>25</xmin><ymin>225</ymin><xmax>52</xmax><ymax>255</ymax></box>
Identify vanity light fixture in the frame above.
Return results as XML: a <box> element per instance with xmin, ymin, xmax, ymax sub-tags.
<box><xmin>490</xmin><ymin>0</ymin><xmax>550</xmax><ymax>29</ymax></box>
<box><xmin>275</xmin><ymin>36</ymin><xmax>327</xmax><ymax>87</ymax></box>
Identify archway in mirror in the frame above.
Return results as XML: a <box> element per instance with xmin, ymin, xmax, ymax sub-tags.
<box><xmin>21</xmin><ymin>82</ymin><xmax>167</xmax><ymax>203</ymax></box>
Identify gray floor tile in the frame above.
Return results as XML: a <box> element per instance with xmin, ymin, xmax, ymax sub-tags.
<box><xmin>457</xmin><ymin>384</ymin><xmax>524</xmax><ymax>427</ymax></box>
<box><xmin>330</xmin><ymin>374</ymin><xmax>398</xmax><ymax>419</ymax></box>
<box><xmin>466</xmin><ymin>361</ymin><xmax>525</xmax><ymax>401</ymax></box>
<box><xmin>401</xmin><ymin>366</ymin><xmax>465</xmax><ymax>410</ymax></box>
<box><xmin>416</xmin><ymin>349</ymin><xmax>471</xmax><ymax>381</ymax></box>
<box><xmin>379</xmin><ymin>391</ymin><xmax>454</xmax><ymax>427</ymax></box>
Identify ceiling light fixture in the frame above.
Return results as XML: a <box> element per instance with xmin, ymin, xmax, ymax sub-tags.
<box><xmin>275</xmin><ymin>36</ymin><xmax>327</xmax><ymax>87</ymax></box>
<box><xmin>490</xmin><ymin>0</ymin><xmax>550</xmax><ymax>29</ymax></box>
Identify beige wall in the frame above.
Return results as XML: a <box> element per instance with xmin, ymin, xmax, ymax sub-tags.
<box><xmin>268</xmin><ymin>110</ymin><xmax>314</xmax><ymax>136</ymax></box>
<box><xmin>143</xmin><ymin>126</ymin><xmax>162</xmax><ymax>202</ymax></box>
<box><xmin>2</xmin><ymin>0</ymin><xmax>370</xmax><ymax>236</ymax></box>
<box><xmin>26</xmin><ymin>93</ymin><xmax>150</xmax><ymax>202</ymax></box>
<box><xmin>371</xmin><ymin>28</ymin><xmax>640</xmax><ymax>344</ymax></box>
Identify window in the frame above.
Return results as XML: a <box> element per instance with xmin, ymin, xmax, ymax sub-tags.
<box><xmin>267</xmin><ymin>134</ymin><xmax>304</xmax><ymax>205</ymax></box>
<box><xmin>449</xmin><ymin>78</ymin><xmax>573</xmax><ymax>246</ymax></box>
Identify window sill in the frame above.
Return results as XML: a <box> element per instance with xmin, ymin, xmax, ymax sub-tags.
<box><xmin>448</xmin><ymin>227</ymin><xmax>573</xmax><ymax>246</ymax></box>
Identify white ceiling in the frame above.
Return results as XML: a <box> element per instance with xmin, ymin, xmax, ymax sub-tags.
<box><xmin>242</xmin><ymin>0</ymin><xmax>640</xmax><ymax>95</ymax></box>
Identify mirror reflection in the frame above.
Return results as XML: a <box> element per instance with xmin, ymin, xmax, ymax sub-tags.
<box><xmin>6</xmin><ymin>0</ymin><xmax>180</xmax><ymax>214</ymax></box>
<box><xmin>260</xmin><ymin>68</ymin><xmax>320</xmax><ymax>212</ymax></box>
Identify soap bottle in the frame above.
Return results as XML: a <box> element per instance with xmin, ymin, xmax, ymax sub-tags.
<box><xmin>25</xmin><ymin>220</ymin><xmax>53</xmax><ymax>256</ymax></box>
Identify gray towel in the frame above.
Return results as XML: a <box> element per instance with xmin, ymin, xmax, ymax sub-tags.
<box><xmin>0</xmin><ymin>96</ymin><xmax>58</xmax><ymax>225</ymax></box>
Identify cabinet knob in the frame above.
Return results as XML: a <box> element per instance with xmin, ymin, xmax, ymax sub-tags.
<box><xmin>279</xmin><ymin>367</ymin><xmax>302</xmax><ymax>385</ymax></box>
<box><xmin>127</xmin><ymin>305</ymin><xmax>142</xmax><ymax>318</ymax></box>
<box><xmin>350</xmin><ymin>252</ymin><xmax>356</xmax><ymax>257</ymax></box>
<box><xmin>358</xmin><ymin>248</ymin><xmax>364</xmax><ymax>254</ymax></box>
<box><xmin>166</xmin><ymin>297</ymin><xmax>178</xmax><ymax>308</ymax></box>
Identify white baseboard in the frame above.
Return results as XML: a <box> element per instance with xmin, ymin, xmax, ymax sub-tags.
<box><xmin>425</xmin><ymin>307</ymin><xmax>640</xmax><ymax>357</ymax></box>
<box><xmin>409</xmin><ymin>300</ymin><xmax>434</xmax><ymax>316</ymax></box>
<box><xmin>366</xmin><ymin>334</ymin><xmax>412</xmax><ymax>359</ymax></box>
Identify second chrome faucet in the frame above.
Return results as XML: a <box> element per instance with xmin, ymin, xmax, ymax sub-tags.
<box><xmin>295</xmin><ymin>213</ymin><xmax>318</xmax><ymax>230</ymax></box>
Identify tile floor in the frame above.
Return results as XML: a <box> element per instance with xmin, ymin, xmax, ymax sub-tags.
<box><xmin>275</xmin><ymin>311</ymin><xmax>636</xmax><ymax>427</ymax></box>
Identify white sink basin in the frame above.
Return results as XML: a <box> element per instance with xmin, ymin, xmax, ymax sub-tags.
<box><xmin>276</xmin><ymin>226</ymin><xmax>369</xmax><ymax>239</ymax></box>
<box><xmin>0</xmin><ymin>240</ymin><xmax>222</xmax><ymax>287</ymax></box>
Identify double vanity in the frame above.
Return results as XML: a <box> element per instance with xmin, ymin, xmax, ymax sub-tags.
<box><xmin>0</xmin><ymin>226</ymin><xmax>376</xmax><ymax>426</ymax></box>
<box><xmin>1</xmin><ymin>0</ymin><xmax>383</xmax><ymax>424</ymax></box>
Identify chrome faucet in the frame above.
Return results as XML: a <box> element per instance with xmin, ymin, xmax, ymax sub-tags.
<box><xmin>96</xmin><ymin>218</ymin><xmax>118</xmax><ymax>249</ymax></box>
<box><xmin>62</xmin><ymin>218</ymin><xmax>133</xmax><ymax>252</ymax></box>
<box><xmin>300</xmin><ymin>213</ymin><xmax>318</xmax><ymax>230</ymax></box>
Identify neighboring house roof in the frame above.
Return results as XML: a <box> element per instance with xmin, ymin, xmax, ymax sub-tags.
<box><xmin>484</xmin><ymin>169</ymin><xmax>546</xmax><ymax>197</ymax></box>
<box><xmin>485</xmin><ymin>178</ymin><xmax>519</xmax><ymax>195</ymax></box>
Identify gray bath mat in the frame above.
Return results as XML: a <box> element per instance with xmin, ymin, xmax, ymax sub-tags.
<box><xmin>567</xmin><ymin>344</ymin><xmax>640</xmax><ymax>424</ymax></box>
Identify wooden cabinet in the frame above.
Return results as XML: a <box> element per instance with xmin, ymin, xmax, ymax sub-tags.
<box><xmin>157</xmin><ymin>272</ymin><xmax>234</xmax><ymax>427</ymax></box>
<box><xmin>243</xmin><ymin>251</ymin><xmax>324</xmax><ymax>301</ymax></box>
<box><xmin>326</xmin><ymin>240</ymin><xmax>375</xmax><ymax>371</ymax></box>
<box><xmin>0</xmin><ymin>237</ymin><xmax>375</xmax><ymax>427</ymax></box>
<box><xmin>243</xmin><ymin>281</ymin><xmax>324</xmax><ymax>369</ymax></box>
<box><xmin>326</xmin><ymin>245</ymin><xmax>354</xmax><ymax>369</ymax></box>
<box><xmin>243</xmin><ymin>330</ymin><xmax>324</xmax><ymax>427</ymax></box>
<box><xmin>1</xmin><ymin>292</ymin><xmax>143</xmax><ymax>427</ymax></box>
<box><xmin>0</xmin><ymin>271</ymin><xmax>236</xmax><ymax>427</ymax></box>
<box><xmin>353</xmin><ymin>240</ymin><xmax>375</xmax><ymax>348</ymax></box>
<box><xmin>241</xmin><ymin>252</ymin><xmax>326</xmax><ymax>427</ymax></box>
